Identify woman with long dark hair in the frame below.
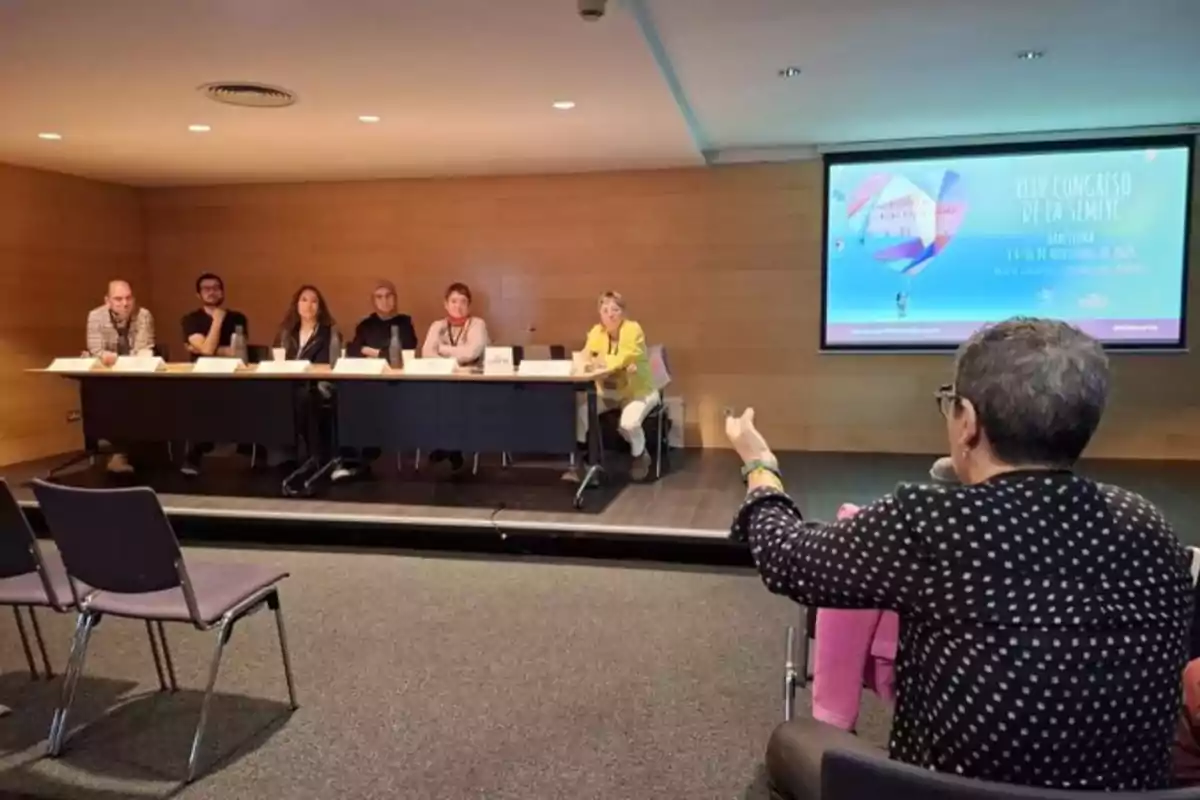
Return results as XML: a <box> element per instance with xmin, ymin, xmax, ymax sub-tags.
<box><xmin>278</xmin><ymin>284</ymin><xmax>337</xmax><ymax>363</ymax></box>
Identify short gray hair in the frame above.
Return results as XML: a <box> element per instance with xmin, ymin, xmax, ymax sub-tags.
<box><xmin>954</xmin><ymin>317</ymin><xmax>1110</xmax><ymax>467</ymax></box>
<box><xmin>598</xmin><ymin>291</ymin><xmax>626</xmax><ymax>310</ymax></box>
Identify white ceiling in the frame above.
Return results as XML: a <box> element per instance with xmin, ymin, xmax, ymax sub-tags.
<box><xmin>0</xmin><ymin>0</ymin><xmax>1197</xmax><ymax>186</ymax></box>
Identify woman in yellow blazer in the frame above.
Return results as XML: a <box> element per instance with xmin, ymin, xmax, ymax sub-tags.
<box><xmin>567</xmin><ymin>291</ymin><xmax>661</xmax><ymax>481</ymax></box>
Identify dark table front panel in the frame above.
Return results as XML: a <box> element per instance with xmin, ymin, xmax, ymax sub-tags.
<box><xmin>79</xmin><ymin>378</ymin><xmax>303</xmax><ymax>447</ymax></box>
<box><xmin>336</xmin><ymin>380</ymin><xmax>579</xmax><ymax>454</ymax></box>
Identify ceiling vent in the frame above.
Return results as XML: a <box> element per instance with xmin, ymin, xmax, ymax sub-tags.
<box><xmin>199</xmin><ymin>82</ymin><xmax>297</xmax><ymax>108</ymax></box>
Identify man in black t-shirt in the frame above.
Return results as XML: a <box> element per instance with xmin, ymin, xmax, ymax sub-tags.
<box><xmin>180</xmin><ymin>272</ymin><xmax>253</xmax><ymax>476</ymax></box>
<box><xmin>181</xmin><ymin>272</ymin><xmax>249</xmax><ymax>361</ymax></box>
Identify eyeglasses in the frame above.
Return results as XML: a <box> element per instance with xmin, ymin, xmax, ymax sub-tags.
<box><xmin>934</xmin><ymin>384</ymin><xmax>959</xmax><ymax>417</ymax></box>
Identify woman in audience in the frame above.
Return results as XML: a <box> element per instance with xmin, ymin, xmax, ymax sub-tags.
<box><xmin>726</xmin><ymin>317</ymin><xmax>1192</xmax><ymax>798</ymax></box>
<box><xmin>565</xmin><ymin>291</ymin><xmax>659</xmax><ymax>482</ymax></box>
<box><xmin>421</xmin><ymin>282</ymin><xmax>489</xmax><ymax>471</ymax></box>
<box><xmin>279</xmin><ymin>284</ymin><xmax>336</xmax><ymax>363</ymax></box>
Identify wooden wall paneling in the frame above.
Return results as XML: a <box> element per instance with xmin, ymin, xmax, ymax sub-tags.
<box><xmin>143</xmin><ymin>158</ymin><xmax>1200</xmax><ymax>459</ymax></box>
<box><xmin>0</xmin><ymin>163</ymin><xmax>146</xmax><ymax>466</ymax></box>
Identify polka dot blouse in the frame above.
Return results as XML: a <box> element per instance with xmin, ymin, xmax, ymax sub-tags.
<box><xmin>732</xmin><ymin>470</ymin><xmax>1194</xmax><ymax>790</ymax></box>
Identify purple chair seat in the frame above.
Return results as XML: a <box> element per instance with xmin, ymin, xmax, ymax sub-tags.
<box><xmin>87</xmin><ymin>562</ymin><xmax>290</xmax><ymax>625</ymax></box>
<box><xmin>0</xmin><ymin>550</ymin><xmax>74</xmax><ymax>608</ymax></box>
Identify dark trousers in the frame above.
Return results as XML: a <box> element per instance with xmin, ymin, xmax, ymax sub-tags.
<box><xmin>766</xmin><ymin>719</ymin><xmax>884</xmax><ymax>800</ymax></box>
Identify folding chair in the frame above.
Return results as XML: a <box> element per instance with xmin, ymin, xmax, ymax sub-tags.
<box><xmin>0</xmin><ymin>479</ymin><xmax>74</xmax><ymax>680</ymax></box>
<box><xmin>32</xmin><ymin>480</ymin><xmax>299</xmax><ymax>783</ymax></box>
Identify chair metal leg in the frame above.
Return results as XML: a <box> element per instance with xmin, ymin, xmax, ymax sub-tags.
<box><xmin>157</xmin><ymin>621</ymin><xmax>179</xmax><ymax>692</ymax></box>
<box><xmin>413</xmin><ymin>449</ymin><xmax>422</xmax><ymax>472</ymax></box>
<box><xmin>145</xmin><ymin>620</ymin><xmax>169</xmax><ymax>691</ymax></box>
<box><xmin>472</xmin><ymin>452</ymin><xmax>480</xmax><ymax>476</ymax></box>
<box><xmin>798</xmin><ymin>606</ymin><xmax>813</xmax><ymax>688</ymax></box>
<box><xmin>784</xmin><ymin>624</ymin><xmax>797</xmax><ymax>722</ymax></box>
<box><xmin>12</xmin><ymin>606</ymin><xmax>39</xmax><ymax>679</ymax></box>
<box><xmin>655</xmin><ymin>408</ymin><xmax>665</xmax><ymax>480</ymax></box>
<box><xmin>269</xmin><ymin>592</ymin><xmax>299</xmax><ymax>710</ymax></box>
<box><xmin>49</xmin><ymin>612</ymin><xmax>98</xmax><ymax>756</ymax></box>
<box><xmin>187</xmin><ymin>617</ymin><xmax>233</xmax><ymax>783</ymax></box>
<box><xmin>28</xmin><ymin>607</ymin><xmax>54</xmax><ymax>679</ymax></box>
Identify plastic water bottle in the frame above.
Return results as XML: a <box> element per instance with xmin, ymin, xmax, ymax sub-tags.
<box><xmin>231</xmin><ymin>324</ymin><xmax>248</xmax><ymax>363</ymax></box>
<box><xmin>388</xmin><ymin>325</ymin><xmax>402</xmax><ymax>368</ymax></box>
<box><xmin>329</xmin><ymin>328</ymin><xmax>342</xmax><ymax>367</ymax></box>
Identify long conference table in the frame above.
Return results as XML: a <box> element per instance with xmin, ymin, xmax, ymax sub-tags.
<box><xmin>32</xmin><ymin>363</ymin><xmax>614</xmax><ymax>507</ymax></box>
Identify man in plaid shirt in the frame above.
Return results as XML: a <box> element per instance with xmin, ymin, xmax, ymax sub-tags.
<box><xmin>84</xmin><ymin>280</ymin><xmax>156</xmax><ymax>472</ymax></box>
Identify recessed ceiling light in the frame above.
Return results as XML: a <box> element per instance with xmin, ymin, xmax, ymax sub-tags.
<box><xmin>1016</xmin><ymin>50</ymin><xmax>1045</xmax><ymax>60</ymax></box>
<box><xmin>37</xmin><ymin>132</ymin><xmax>62</xmax><ymax>141</ymax></box>
<box><xmin>188</xmin><ymin>124</ymin><xmax>211</xmax><ymax>133</ymax></box>
<box><xmin>552</xmin><ymin>101</ymin><xmax>576</xmax><ymax>110</ymax></box>
<box><xmin>778</xmin><ymin>66</ymin><xmax>802</xmax><ymax>78</ymax></box>
<box><xmin>358</xmin><ymin>115</ymin><xmax>381</xmax><ymax>123</ymax></box>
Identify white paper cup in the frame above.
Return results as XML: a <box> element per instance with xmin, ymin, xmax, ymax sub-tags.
<box><xmin>272</xmin><ymin>347</ymin><xmax>286</xmax><ymax>361</ymax></box>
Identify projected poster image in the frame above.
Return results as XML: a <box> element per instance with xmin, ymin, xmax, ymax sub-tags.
<box><xmin>822</xmin><ymin>142</ymin><xmax>1193</xmax><ymax>349</ymax></box>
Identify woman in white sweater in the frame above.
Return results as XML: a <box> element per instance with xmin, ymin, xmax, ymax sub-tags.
<box><xmin>421</xmin><ymin>282</ymin><xmax>489</xmax><ymax>367</ymax></box>
<box><xmin>421</xmin><ymin>282</ymin><xmax>490</xmax><ymax>472</ymax></box>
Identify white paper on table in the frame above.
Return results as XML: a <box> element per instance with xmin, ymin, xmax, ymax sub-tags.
<box><xmin>518</xmin><ymin>360</ymin><xmax>574</xmax><ymax>377</ymax></box>
<box><xmin>46</xmin><ymin>357</ymin><xmax>99</xmax><ymax>372</ymax></box>
<box><xmin>483</xmin><ymin>346</ymin><xmax>515</xmax><ymax>375</ymax></box>
<box><xmin>112</xmin><ymin>356</ymin><xmax>165</xmax><ymax>373</ymax></box>
<box><xmin>255</xmin><ymin>360</ymin><xmax>312</xmax><ymax>374</ymax></box>
<box><xmin>404</xmin><ymin>358</ymin><xmax>457</xmax><ymax>375</ymax></box>
<box><xmin>192</xmin><ymin>357</ymin><xmax>244</xmax><ymax>374</ymax></box>
<box><xmin>332</xmin><ymin>358</ymin><xmax>388</xmax><ymax>375</ymax></box>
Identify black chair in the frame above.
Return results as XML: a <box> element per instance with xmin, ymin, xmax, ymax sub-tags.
<box><xmin>247</xmin><ymin>344</ymin><xmax>272</xmax><ymax>365</ymax></box>
<box><xmin>31</xmin><ymin>480</ymin><xmax>298</xmax><ymax>783</ymax></box>
<box><xmin>821</xmin><ymin>748</ymin><xmax>1200</xmax><ymax>800</ymax></box>
<box><xmin>0</xmin><ymin>479</ymin><xmax>73</xmax><ymax>679</ymax></box>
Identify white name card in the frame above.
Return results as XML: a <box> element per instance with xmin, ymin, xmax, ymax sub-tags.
<box><xmin>192</xmin><ymin>357</ymin><xmax>244</xmax><ymax>374</ymax></box>
<box><xmin>256</xmin><ymin>360</ymin><xmax>311</xmax><ymax>374</ymax></box>
<box><xmin>112</xmin><ymin>356</ymin><xmax>165</xmax><ymax>373</ymax></box>
<box><xmin>402</xmin><ymin>349</ymin><xmax>416</xmax><ymax>365</ymax></box>
<box><xmin>404</xmin><ymin>358</ymin><xmax>457</xmax><ymax>375</ymax></box>
<box><xmin>518</xmin><ymin>360</ymin><xmax>575</xmax><ymax>377</ymax></box>
<box><xmin>333</xmin><ymin>357</ymin><xmax>388</xmax><ymax>375</ymax></box>
<box><xmin>47</xmin><ymin>357</ymin><xmax>99</xmax><ymax>372</ymax></box>
<box><xmin>483</xmin><ymin>346</ymin><xmax>516</xmax><ymax>375</ymax></box>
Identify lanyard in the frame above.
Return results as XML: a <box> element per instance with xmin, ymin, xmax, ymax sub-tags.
<box><xmin>448</xmin><ymin>318</ymin><xmax>470</xmax><ymax>347</ymax></box>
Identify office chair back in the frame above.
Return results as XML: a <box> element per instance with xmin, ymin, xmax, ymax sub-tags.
<box><xmin>31</xmin><ymin>481</ymin><xmax>186</xmax><ymax>602</ymax></box>
<box><xmin>822</xmin><ymin>748</ymin><xmax>1200</xmax><ymax>800</ymax></box>
<box><xmin>0</xmin><ymin>479</ymin><xmax>43</xmax><ymax>581</ymax></box>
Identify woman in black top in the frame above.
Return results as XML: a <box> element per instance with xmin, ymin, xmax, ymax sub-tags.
<box><xmin>727</xmin><ymin>318</ymin><xmax>1192</xmax><ymax>798</ymax></box>
<box><xmin>277</xmin><ymin>285</ymin><xmax>338</xmax><ymax>469</ymax></box>
<box><xmin>279</xmin><ymin>284</ymin><xmax>336</xmax><ymax>364</ymax></box>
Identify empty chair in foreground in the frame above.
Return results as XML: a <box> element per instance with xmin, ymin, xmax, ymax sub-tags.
<box><xmin>31</xmin><ymin>479</ymin><xmax>299</xmax><ymax>783</ymax></box>
<box><xmin>0</xmin><ymin>478</ymin><xmax>74</xmax><ymax>681</ymax></box>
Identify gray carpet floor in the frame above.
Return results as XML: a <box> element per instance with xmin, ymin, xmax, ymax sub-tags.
<box><xmin>0</xmin><ymin>545</ymin><xmax>892</xmax><ymax>799</ymax></box>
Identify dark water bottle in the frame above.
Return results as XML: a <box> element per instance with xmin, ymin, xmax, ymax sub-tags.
<box><xmin>231</xmin><ymin>324</ymin><xmax>248</xmax><ymax>363</ymax></box>
<box><xmin>329</xmin><ymin>327</ymin><xmax>342</xmax><ymax>367</ymax></box>
<box><xmin>388</xmin><ymin>325</ymin><xmax>402</xmax><ymax>368</ymax></box>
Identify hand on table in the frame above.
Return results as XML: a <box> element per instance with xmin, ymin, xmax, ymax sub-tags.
<box><xmin>725</xmin><ymin>408</ymin><xmax>776</xmax><ymax>467</ymax></box>
<box><xmin>361</xmin><ymin>346</ymin><xmax>381</xmax><ymax>358</ymax></box>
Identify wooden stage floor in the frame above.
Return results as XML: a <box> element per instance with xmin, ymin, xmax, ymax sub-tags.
<box><xmin>6</xmin><ymin>449</ymin><xmax>1200</xmax><ymax>556</ymax></box>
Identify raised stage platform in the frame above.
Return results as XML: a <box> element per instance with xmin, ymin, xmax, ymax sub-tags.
<box><xmin>6</xmin><ymin>449</ymin><xmax>1200</xmax><ymax>564</ymax></box>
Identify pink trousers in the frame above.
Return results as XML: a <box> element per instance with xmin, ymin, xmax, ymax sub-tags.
<box><xmin>810</xmin><ymin>503</ymin><xmax>899</xmax><ymax>730</ymax></box>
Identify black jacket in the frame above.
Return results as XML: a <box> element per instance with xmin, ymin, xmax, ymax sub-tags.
<box><xmin>282</xmin><ymin>324</ymin><xmax>335</xmax><ymax>364</ymax></box>
<box><xmin>348</xmin><ymin>313</ymin><xmax>417</xmax><ymax>357</ymax></box>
